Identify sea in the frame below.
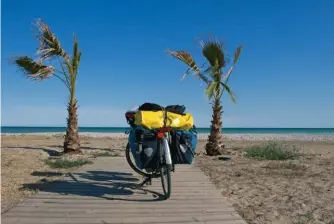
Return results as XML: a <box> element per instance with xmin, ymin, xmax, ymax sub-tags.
<box><xmin>1</xmin><ymin>127</ymin><xmax>334</xmax><ymax>135</ymax></box>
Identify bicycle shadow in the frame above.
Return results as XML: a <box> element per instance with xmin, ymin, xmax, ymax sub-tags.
<box><xmin>23</xmin><ymin>170</ymin><xmax>166</xmax><ymax>202</ymax></box>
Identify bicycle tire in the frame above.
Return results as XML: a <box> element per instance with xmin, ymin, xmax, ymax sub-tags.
<box><xmin>159</xmin><ymin>141</ymin><xmax>172</xmax><ymax>199</ymax></box>
<box><xmin>125</xmin><ymin>143</ymin><xmax>152</xmax><ymax>178</ymax></box>
<box><xmin>160</xmin><ymin>164</ymin><xmax>172</xmax><ymax>199</ymax></box>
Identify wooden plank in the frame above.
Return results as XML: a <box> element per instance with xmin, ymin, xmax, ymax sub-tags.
<box><xmin>9</xmin><ymin>207</ymin><xmax>236</xmax><ymax>213</ymax></box>
<box><xmin>1</xmin><ymin>220</ymin><xmax>246</xmax><ymax>224</ymax></box>
<box><xmin>67</xmin><ymin>177</ymin><xmax>212</xmax><ymax>182</ymax></box>
<box><xmin>17</xmin><ymin>202</ymin><xmax>235</xmax><ymax>209</ymax></box>
<box><xmin>2</xmin><ymin>157</ymin><xmax>246</xmax><ymax>224</ymax></box>
<box><xmin>30</xmin><ymin>190</ymin><xmax>224</xmax><ymax>197</ymax></box>
<box><xmin>17</xmin><ymin>202</ymin><xmax>233</xmax><ymax>209</ymax></box>
<box><xmin>27</xmin><ymin>195</ymin><xmax>225</xmax><ymax>201</ymax></box>
<box><xmin>87</xmin><ymin>169</ymin><xmax>207</xmax><ymax>173</ymax></box>
<box><xmin>29</xmin><ymin>188</ymin><xmax>221</xmax><ymax>194</ymax></box>
<box><xmin>2</xmin><ymin>214</ymin><xmax>244</xmax><ymax>224</ymax></box>
<box><xmin>60</xmin><ymin>179</ymin><xmax>215</xmax><ymax>185</ymax></box>
<box><xmin>30</xmin><ymin>182</ymin><xmax>217</xmax><ymax>188</ymax></box>
<box><xmin>5</xmin><ymin>210</ymin><xmax>238</xmax><ymax>218</ymax></box>
<box><xmin>22</xmin><ymin>197</ymin><xmax>228</xmax><ymax>203</ymax></box>
<box><xmin>55</xmin><ymin>180</ymin><xmax>216</xmax><ymax>186</ymax></box>
<box><xmin>202</xmin><ymin>222</ymin><xmax>246</xmax><ymax>224</ymax></box>
<box><xmin>18</xmin><ymin>201</ymin><xmax>232</xmax><ymax>208</ymax></box>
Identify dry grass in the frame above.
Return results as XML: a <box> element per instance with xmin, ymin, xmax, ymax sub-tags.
<box><xmin>244</xmin><ymin>141</ymin><xmax>301</xmax><ymax>160</ymax></box>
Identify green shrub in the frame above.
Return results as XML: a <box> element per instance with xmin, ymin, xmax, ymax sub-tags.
<box><xmin>45</xmin><ymin>158</ymin><xmax>93</xmax><ymax>169</ymax></box>
<box><xmin>244</xmin><ymin>141</ymin><xmax>300</xmax><ymax>160</ymax></box>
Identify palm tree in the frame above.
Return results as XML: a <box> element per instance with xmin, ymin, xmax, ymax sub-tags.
<box><xmin>13</xmin><ymin>18</ymin><xmax>82</xmax><ymax>154</ymax></box>
<box><xmin>167</xmin><ymin>37</ymin><xmax>242</xmax><ymax>156</ymax></box>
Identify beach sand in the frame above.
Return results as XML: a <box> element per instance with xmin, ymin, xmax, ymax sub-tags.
<box><xmin>1</xmin><ymin>133</ymin><xmax>334</xmax><ymax>223</ymax></box>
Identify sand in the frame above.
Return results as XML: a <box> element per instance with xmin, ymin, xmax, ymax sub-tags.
<box><xmin>1</xmin><ymin>133</ymin><xmax>334</xmax><ymax>223</ymax></box>
<box><xmin>197</xmin><ymin>140</ymin><xmax>334</xmax><ymax>224</ymax></box>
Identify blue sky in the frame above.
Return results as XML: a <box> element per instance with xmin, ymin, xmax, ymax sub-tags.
<box><xmin>1</xmin><ymin>0</ymin><xmax>334</xmax><ymax>128</ymax></box>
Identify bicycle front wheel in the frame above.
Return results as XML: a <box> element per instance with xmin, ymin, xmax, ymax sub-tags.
<box><xmin>160</xmin><ymin>164</ymin><xmax>171</xmax><ymax>199</ymax></box>
<box><xmin>159</xmin><ymin>140</ymin><xmax>172</xmax><ymax>199</ymax></box>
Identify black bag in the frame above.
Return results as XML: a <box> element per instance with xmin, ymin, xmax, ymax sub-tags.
<box><xmin>165</xmin><ymin>105</ymin><xmax>186</xmax><ymax>114</ymax></box>
<box><xmin>138</xmin><ymin>103</ymin><xmax>164</xmax><ymax>111</ymax></box>
<box><xmin>170</xmin><ymin>129</ymin><xmax>197</xmax><ymax>165</ymax></box>
<box><xmin>129</xmin><ymin>127</ymin><xmax>159</xmax><ymax>169</ymax></box>
<box><xmin>141</xmin><ymin>131</ymin><xmax>159</xmax><ymax>169</ymax></box>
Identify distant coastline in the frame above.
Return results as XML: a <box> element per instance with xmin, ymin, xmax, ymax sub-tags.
<box><xmin>1</xmin><ymin>126</ymin><xmax>334</xmax><ymax>135</ymax></box>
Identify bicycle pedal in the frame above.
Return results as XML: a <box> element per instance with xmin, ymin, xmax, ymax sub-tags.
<box><xmin>139</xmin><ymin>177</ymin><xmax>151</xmax><ymax>188</ymax></box>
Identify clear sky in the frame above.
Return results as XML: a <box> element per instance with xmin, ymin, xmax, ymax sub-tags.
<box><xmin>1</xmin><ymin>0</ymin><xmax>334</xmax><ymax>128</ymax></box>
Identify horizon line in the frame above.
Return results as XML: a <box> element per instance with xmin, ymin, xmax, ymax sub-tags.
<box><xmin>1</xmin><ymin>126</ymin><xmax>334</xmax><ymax>129</ymax></box>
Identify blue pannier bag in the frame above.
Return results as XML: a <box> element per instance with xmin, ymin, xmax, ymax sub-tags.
<box><xmin>128</xmin><ymin>126</ymin><xmax>159</xmax><ymax>170</ymax></box>
<box><xmin>170</xmin><ymin>128</ymin><xmax>197</xmax><ymax>164</ymax></box>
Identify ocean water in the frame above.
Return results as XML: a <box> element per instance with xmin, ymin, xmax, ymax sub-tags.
<box><xmin>1</xmin><ymin>126</ymin><xmax>334</xmax><ymax>135</ymax></box>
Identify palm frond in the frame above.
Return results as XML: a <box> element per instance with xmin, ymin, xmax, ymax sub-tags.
<box><xmin>197</xmin><ymin>72</ymin><xmax>211</xmax><ymax>84</ymax></box>
<box><xmin>71</xmin><ymin>35</ymin><xmax>81</xmax><ymax>77</ymax></box>
<box><xmin>180</xmin><ymin>68</ymin><xmax>210</xmax><ymax>84</ymax></box>
<box><xmin>166</xmin><ymin>49</ymin><xmax>199</xmax><ymax>70</ymax></box>
<box><xmin>180</xmin><ymin>67</ymin><xmax>192</xmax><ymax>80</ymax></box>
<box><xmin>14</xmin><ymin>56</ymin><xmax>55</xmax><ymax>81</ymax></box>
<box><xmin>166</xmin><ymin>49</ymin><xmax>200</xmax><ymax>75</ymax></box>
<box><xmin>34</xmin><ymin>18</ymin><xmax>68</xmax><ymax>60</ymax></box>
<box><xmin>233</xmin><ymin>45</ymin><xmax>242</xmax><ymax>64</ymax></box>
<box><xmin>200</xmin><ymin>38</ymin><xmax>226</xmax><ymax>68</ymax></box>
<box><xmin>220</xmin><ymin>82</ymin><xmax>236</xmax><ymax>103</ymax></box>
<box><xmin>166</xmin><ymin>49</ymin><xmax>211</xmax><ymax>84</ymax></box>
<box><xmin>222</xmin><ymin>66</ymin><xmax>233</xmax><ymax>81</ymax></box>
<box><xmin>203</xmin><ymin>64</ymin><xmax>221</xmax><ymax>83</ymax></box>
<box><xmin>202</xmin><ymin>66</ymin><xmax>212</xmax><ymax>75</ymax></box>
<box><xmin>205</xmin><ymin>81</ymin><xmax>219</xmax><ymax>100</ymax></box>
<box><xmin>222</xmin><ymin>45</ymin><xmax>243</xmax><ymax>81</ymax></box>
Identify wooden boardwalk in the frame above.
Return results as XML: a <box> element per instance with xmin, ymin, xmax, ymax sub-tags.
<box><xmin>2</xmin><ymin>157</ymin><xmax>246</xmax><ymax>224</ymax></box>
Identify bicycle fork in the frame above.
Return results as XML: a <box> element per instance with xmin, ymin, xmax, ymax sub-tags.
<box><xmin>162</xmin><ymin>134</ymin><xmax>172</xmax><ymax>165</ymax></box>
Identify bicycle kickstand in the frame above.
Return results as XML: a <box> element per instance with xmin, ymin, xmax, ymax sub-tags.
<box><xmin>139</xmin><ymin>176</ymin><xmax>152</xmax><ymax>188</ymax></box>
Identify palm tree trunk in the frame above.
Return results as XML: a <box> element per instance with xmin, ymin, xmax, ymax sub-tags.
<box><xmin>205</xmin><ymin>99</ymin><xmax>224</xmax><ymax>156</ymax></box>
<box><xmin>63</xmin><ymin>99</ymin><xmax>81</xmax><ymax>154</ymax></box>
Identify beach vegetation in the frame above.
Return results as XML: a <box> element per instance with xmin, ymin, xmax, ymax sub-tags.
<box><xmin>244</xmin><ymin>141</ymin><xmax>300</xmax><ymax>160</ymax></box>
<box><xmin>166</xmin><ymin>37</ymin><xmax>242</xmax><ymax>156</ymax></box>
<box><xmin>45</xmin><ymin>158</ymin><xmax>92</xmax><ymax>169</ymax></box>
<box><xmin>294</xmin><ymin>211</ymin><xmax>314</xmax><ymax>224</ymax></box>
<box><xmin>12</xmin><ymin>18</ymin><xmax>82</xmax><ymax>154</ymax></box>
<box><xmin>93</xmin><ymin>152</ymin><xmax>121</xmax><ymax>157</ymax></box>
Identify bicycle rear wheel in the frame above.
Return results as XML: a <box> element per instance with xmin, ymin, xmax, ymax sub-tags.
<box><xmin>125</xmin><ymin>143</ymin><xmax>152</xmax><ymax>178</ymax></box>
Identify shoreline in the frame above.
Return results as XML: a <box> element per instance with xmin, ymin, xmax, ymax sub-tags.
<box><xmin>1</xmin><ymin>132</ymin><xmax>334</xmax><ymax>141</ymax></box>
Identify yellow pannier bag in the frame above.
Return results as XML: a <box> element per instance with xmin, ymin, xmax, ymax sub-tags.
<box><xmin>134</xmin><ymin>111</ymin><xmax>194</xmax><ymax>130</ymax></box>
